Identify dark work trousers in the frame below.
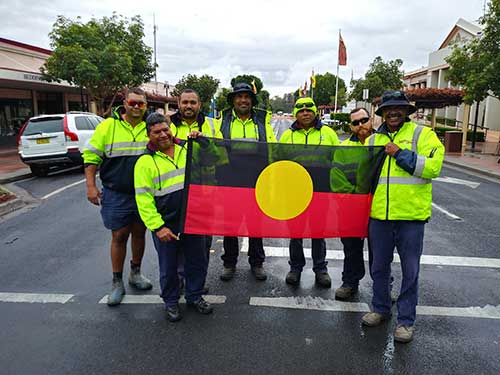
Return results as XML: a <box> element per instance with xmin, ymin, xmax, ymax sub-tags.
<box><xmin>288</xmin><ymin>238</ymin><xmax>328</xmax><ymax>273</ymax></box>
<box><xmin>369</xmin><ymin>219</ymin><xmax>425</xmax><ymax>326</ymax></box>
<box><xmin>340</xmin><ymin>237</ymin><xmax>366</xmax><ymax>287</ymax></box>
<box><xmin>153</xmin><ymin>233</ymin><xmax>208</xmax><ymax>307</ymax></box>
<box><xmin>206</xmin><ymin>236</ymin><xmax>213</xmax><ymax>265</ymax></box>
<box><xmin>221</xmin><ymin>237</ymin><xmax>265</xmax><ymax>267</ymax></box>
<box><xmin>177</xmin><ymin>236</ymin><xmax>212</xmax><ymax>281</ymax></box>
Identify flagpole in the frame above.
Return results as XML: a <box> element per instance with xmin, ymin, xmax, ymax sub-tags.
<box><xmin>311</xmin><ymin>68</ymin><xmax>314</xmax><ymax>100</ymax></box>
<box><xmin>334</xmin><ymin>29</ymin><xmax>340</xmax><ymax>113</ymax></box>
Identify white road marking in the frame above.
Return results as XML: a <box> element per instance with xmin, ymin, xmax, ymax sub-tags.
<box><xmin>243</xmin><ymin>246</ymin><xmax>500</xmax><ymax>269</ymax></box>
<box><xmin>41</xmin><ymin>178</ymin><xmax>86</xmax><ymax>200</ymax></box>
<box><xmin>249</xmin><ymin>297</ymin><xmax>500</xmax><ymax>320</ymax></box>
<box><xmin>98</xmin><ymin>294</ymin><xmax>226</xmax><ymax>304</ymax></box>
<box><xmin>432</xmin><ymin>202</ymin><xmax>462</xmax><ymax>220</ymax></box>
<box><xmin>0</xmin><ymin>292</ymin><xmax>73</xmax><ymax>304</ymax></box>
<box><xmin>435</xmin><ymin>176</ymin><xmax>480</xmax><ymax>189</ymax></box>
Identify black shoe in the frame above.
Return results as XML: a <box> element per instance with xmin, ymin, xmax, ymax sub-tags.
<box><xmin>251</xmin><ymin>266</ymin><xmax>267</xmax><ymax>281</ymax></box>
<box><xmin>315</xmin><ymin>272</ymin><xmax>332</xmax><ymax>288</ymax></box>
<box><xmin>166</xmin><ymin>304</ymin><xmax>182</xmax><ymax>322</ymax></box>
<box><xmin>285</xmin><ymin>271</ymin><xmax>301</xmax><ymax>285</ymax></box>
<box><xmin>220</xmin><ymin>267</ymin><xmax>236</xmax><ymax>281</ymax></box>
<box><xmin>189</xmin><ymin>297</ymin><xmax>213</xmax><ymax>315</ymax></box>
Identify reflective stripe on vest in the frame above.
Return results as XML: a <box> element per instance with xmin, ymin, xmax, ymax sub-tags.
<box><xmin>152</xmin><ymin>168</ymin><xmax>185</xmax><ymax>186</ymax></box>
<box><xmin>135</xmin><ymin>182</ymin><xmax>184</xmax><ymax>197</ymax></box>
<box><xmin>86</xmin><ymin>144</ymin><xmax>104</xmax><ymax>158</ymax></box>
<box><xmin>105</xmin><ymin>148</ymin><xmax>146</xmax><ymax>158</ymax></box>
<box><xmin>378</xmin><ymin>175</ymin><xmax>431</xmax><ymax>185</ymax></box>
<box><xmin>206</xmin><ymin>117</ymin><xmax>215</xmax><ymax>136</ymax></box>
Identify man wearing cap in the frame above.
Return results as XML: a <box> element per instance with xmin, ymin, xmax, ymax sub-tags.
<box><xmin>279</xmin><ymin>97</ymin><xmax>339</xmax><ymax>288</ymax></box>
<box><xmin>334</xmin><ymin>107</ymin><xmax>374</xmax><ymax>300</ymax></box>
<box><xmin>361</xmin><ymin>91</ymin><xmax>444</xmax><ymax>343</ymax></box>
<box><xmin>219</xmin><ymin>82</ymin><xmax>277</xmax><ymax>282</ymax></box>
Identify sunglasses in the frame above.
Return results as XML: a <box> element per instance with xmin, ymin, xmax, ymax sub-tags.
<box><xmin>295</xmin><ymin>102</ymin><xmax>315</xmax><ymax>109</ymax></box>
<box><xmin>127</xmin><ymin>100</ymin><xmax>146</xmax><ymax>108</ymax></box>
<box><xmin>351</xmin><ymin>117</ymin><xmax>370</xmax><ymax>126</ymax></box>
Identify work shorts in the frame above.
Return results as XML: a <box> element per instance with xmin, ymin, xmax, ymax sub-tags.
<box><xmin>100</xmin><ymin>187</ymin><xmax>142</xmax><ymax>231</ymax></box>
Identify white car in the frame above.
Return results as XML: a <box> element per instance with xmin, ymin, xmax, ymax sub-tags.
<box><xmin>18</xmin><ymin>112</ymin><xmax>104</xmax><ymax>176</ymax></box>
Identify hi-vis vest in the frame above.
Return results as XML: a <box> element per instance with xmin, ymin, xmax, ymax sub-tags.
<box><xmin>220</xmin><ymin>108</ymin><xmax>276</xmax><ymax>142</ymax></box>
<box><xmin>83</xmin><ymin>108</ymin><xmax>148</xmax><ymax>194</ymax></box>
<box><xmin>368</xmin><ymin>121</ymin><xmax>444</xmax><ymax>221</ymax></box>
<box><xmin>170</xmin><ymin>112</ymin><xmax>222</xmax><ymax>140</ymax></box>
<box><xmin>134</xmin><ymin>142</ymin><xmax>187</xmax><ymax>232</ymax></box>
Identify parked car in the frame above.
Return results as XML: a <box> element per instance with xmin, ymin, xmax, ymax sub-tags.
<box><xmin>17</xmin><ymin>112</ymin><xmax>104</xmax><ymax>176</ymax></box>
<box><xmin>321</xmin><ymin>113</ymin><xmax>339</xmax><ymax>126</ymax></box>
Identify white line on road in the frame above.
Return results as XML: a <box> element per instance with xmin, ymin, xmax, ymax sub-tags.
<box><xmin>0</xmin><ymin>292</ymin><xmax>74</xmax><ymax>304</ymax></box>
<box><xmin>249</xmin><ymin>297</ymin><xmax>500</xmax><ymax>320</ymax></box>
<box><xmin>97</xmin><ymin>294</ymin><xmax>226</xmax><ymax>304</ymax></box>
<box><xmin>432</xmin><ymin>202</ymin><xmax>462</xmax><ymax>220</ymax></box>
<box><xmin>242</xmin><ymin>246</ymin><xmax>500</xmax><ymax>269</ymax></box>
<box><xmin>435</xmin><ymin>176</ymin><xmax>481</xmax><ymax>189</ymax></box>
<box><xmin>41</xmin><ymin>178</ymin><xmax>86</xmax><ymax>200</ymax></box>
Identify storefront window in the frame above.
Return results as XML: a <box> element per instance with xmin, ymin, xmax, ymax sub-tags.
<box><xmin>0</xmin><ymin>98</ymin><xmax>33</xmax><ymax>139</ymax></box>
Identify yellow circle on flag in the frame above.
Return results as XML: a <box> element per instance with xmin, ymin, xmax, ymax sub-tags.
<box><xmin>255</xmin><ymin>160</ymin><xmax>313</xmax><ymax>220</ymax></box>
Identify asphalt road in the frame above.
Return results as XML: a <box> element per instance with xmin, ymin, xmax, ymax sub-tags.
<box><xmin>1</xmin><ymin>156</ymin><xmax>500</xmax><ymax>374</ymax></box>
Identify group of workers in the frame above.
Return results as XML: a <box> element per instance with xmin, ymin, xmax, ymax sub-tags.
<box><xmin>83</xmin><ymin>83</ymin><xmax>444</xmax><ymax>343</ymax></box>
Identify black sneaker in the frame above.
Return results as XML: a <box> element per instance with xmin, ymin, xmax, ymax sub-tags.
<box><xmin>251</xmin><ymin>266</ymin><xmax>267</xmax><ymax>281</ymax></box>
<box><xmin>166</xmin><ymin>304</ymin><xmax>182</xmax><ymax>322</ymax></box>
<box><xmin>220</xmin><ymin>267</ymin><xmax>236</xmax><ymax>281</ymax></box>
<box><xmin>189</xmin><ymin>297</ymin><xmax>213</xmax><ymax>315</ymax></box>
<box><xmin>315</xmin><ymin>272</ymin><xmax>332</xmax><ymax>288</ymax></box>
<box><xmin>285</xmin><ymin>271</ymin><xmax>301</xmax><ymax>285</ymax></box>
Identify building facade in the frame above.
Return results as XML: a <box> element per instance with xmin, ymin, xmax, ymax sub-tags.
<box><xmin>403</xmin><ymin>18</ymin><xmax>500</xmax><ymax>132</ymax></box>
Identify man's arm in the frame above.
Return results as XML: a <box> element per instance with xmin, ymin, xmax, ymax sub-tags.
<box><xmin>84</xmin><ymin>164</ymin><xmax>101</xmax><ymax>205</ymax></box>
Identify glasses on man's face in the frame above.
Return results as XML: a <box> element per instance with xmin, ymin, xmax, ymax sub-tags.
<box><xmin>351</xmin><ymin>117</ymin><xmax>370</xmax><ymax>126</ymax></box>
<box><xmin>295</xmin><ymin>102</ymin><xmax>314</xmax><ymax>109</ymax></box>
<box><xmin>127</xmin><ymin>100</ymin><xmax>146</xmax><ymax>108</ymax></box>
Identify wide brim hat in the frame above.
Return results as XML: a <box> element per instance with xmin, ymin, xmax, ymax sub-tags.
<box><xmin>227</xmin><ymin>82</ymin><xmax>258</xmax><ymax>106</ymax></box>
<box><xmin>375</xmin><ymin>90</ymin><xmax>417</xmax><ymax>116</ymax></box>
<box><xmin>293</xmin><ymin>97</ymin><xmax>318</xmax><ymax>117</ymax></box>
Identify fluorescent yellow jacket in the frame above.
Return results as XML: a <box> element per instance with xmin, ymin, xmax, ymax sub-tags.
<box><xmin>134</xmin><ymin>142</ymin><xmax>188</xmax><ymax>232</ymax></box>
<box><xmin>367</xmin><ymin>121</ymin><xmax>444</xmax><ymax>221</ymax></box>
<box><xmin>220</xmin><ymin>108</ymin><xmax>276</xmax><ymax>142</ymax></box>
<box><xmin>169</xmin><ymin>112</ymin><xmax>222</xmax><ymax>139</ymax></box>
<box><xmin>83</xmin><ymin>107</ymin><xmax>148</xmax><ymax>193</ymax></box>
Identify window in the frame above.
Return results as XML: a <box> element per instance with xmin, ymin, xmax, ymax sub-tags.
<box><xmin>23</xmin><ymin>117</ymin><xmax>64</xmax><ymax>135</ymax></box>
<box><xmin>75</xmin><ymin>116</ymin><xmax>93</xmax><ymax>130</ymax></box>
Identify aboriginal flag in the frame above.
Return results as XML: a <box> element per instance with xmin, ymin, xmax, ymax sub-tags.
<box><xmin>180</xmin><ymin>139</ymin><xmax>385</xmax><ymax>238</ymax></box>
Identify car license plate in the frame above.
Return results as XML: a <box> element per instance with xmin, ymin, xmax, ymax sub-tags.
<box><xmin>36</xmin><ymin>138</ymin><xmax>50</xmax><ymax>144</ymax></box>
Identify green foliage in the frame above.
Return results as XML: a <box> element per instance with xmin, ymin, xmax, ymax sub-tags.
<box><xmin>215</xmin><ymin>88</ymin><xmax>231</xmax><ymax>112</ymax></box>
<box><xmin>446</xmin><ymin>0</ymin><xmax>500</xmax><ymax>104</ymax></box>
<box><xmin>350</xmin><ymin>57</ymin><xmax>404</xmax><ymax>101</ymax></box>
<box><xmin>269</xmin><ymin>93</ymin><xmax>294</xmax><ymax>113</ymax></box>
<box><xmin>426</xmin><ymin>116</ymin><xmax>458</xmax><ymax>126</ymax></box>
<box><xmin>216</xmin><ymin>74</ymin><xmax>268</xmax><ymax>110</ymax></box>
<box><xmin>331</xmin><ymin>112</ymin><xmax>350</xmax><ymax>123</ymax></box>
<box><xmin>41</xmin><ymin>13</ymin><xmax>155</xmax><ymax>115</ymax></box>
<box><xmin>173</xmin><ymin>74</ymin><xmax>220</xmax><ymax>114</ymax></box>
<box><xmin>313</xmin><ymin>72</ymin><xmax>346</xmax><ymax>107</ymax></box>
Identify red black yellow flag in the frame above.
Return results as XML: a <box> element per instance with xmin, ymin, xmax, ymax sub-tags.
<box><xmin>180</xmin><ymin>139</ymin><xmax>385</xmax><ymax>238</ymax></box>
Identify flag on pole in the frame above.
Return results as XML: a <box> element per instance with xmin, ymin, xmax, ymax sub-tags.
<box><xmin>181</xmin><ymin>139</ymin><xmax>386</xmax><ymax>238</ymax></box>
<box><xmin>251</xmin><ymin>79</ymin><xmax>257</xmax><ymax>94</ymax></box>
<box><xmin>304</xmin><ymin>81</ymin><xmax>308</xmax><ymax>93</ymax></box>
<box><xmin>310</xmin><ymin>70</ymin><xmax>316</xmax><ymax>88</ymax></box>
<box><xmin>298</xmin><ymin>86</ymin><xmax>303</xmax><ymax>97</ymax></box>
<box><xmin>338</xmin><ymin>32</ymin><xmax>347</xmax><ymax>66</ymax></box>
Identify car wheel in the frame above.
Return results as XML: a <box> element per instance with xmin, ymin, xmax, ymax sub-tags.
<box><xmin>30</xmin><ymin>165</ymin><xmax>49</xmax><ymax>177</ymax></box>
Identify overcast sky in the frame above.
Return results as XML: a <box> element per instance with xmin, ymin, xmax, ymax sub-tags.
<box><xmin>1</xmin><ymin>0</ymin><xmax>486</xmax><ymax>97</ymax></box>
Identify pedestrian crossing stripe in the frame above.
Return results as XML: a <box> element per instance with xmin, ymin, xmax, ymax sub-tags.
<box><xmin>97</xmin><ymin>295</ymin><xmax>226</xmax><ymax>304</ymax></box>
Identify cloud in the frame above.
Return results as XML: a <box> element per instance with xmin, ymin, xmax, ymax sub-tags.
<box><xmin>0</xmin><ymin>0</ymin><xmax>485</xmax><ymax>96</ymax></box>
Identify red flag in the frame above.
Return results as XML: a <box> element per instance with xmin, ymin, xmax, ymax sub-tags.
<box><xmin>181</xmin><ymin>139</ymin><xmax>385</xmax><ymax>238</ymax></box>
<box><xmin>304</xmin><ymin>80</ymin><xmax>308</xmax><ymax>92</ymax></box>
<box><xmin>338</xmin><ymin>33</ymin><xmax>347</xmax><ymax>66</ymax></box>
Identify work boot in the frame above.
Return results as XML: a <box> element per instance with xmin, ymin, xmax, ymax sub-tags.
<box><xmin>251</xmin><ymin>266</ymin><xmax>267</xmax><ymax>281</ymax></box>
<box><xmin>107</xmin><ymin>279</ymin><xmax>125</xmax><ymax>306</ymax></box>
<box><xmin>166</xmin><ymin>304</ymin><xmax>182</xmax><ymax>322</ymax></box>
<box><xmin>315</xmin><ymin>272</ymin><xmax>332</xmax><ymax>288</ymax></box>
<box><xmin>335</xmin><ymin>284</ymin><xmax>358</xmax><ymax>300</ymax></box>
<box><xmin>361</xmin><ymin>312</ymin><xmax>390</xmax><ymax>327</ymax></box>
<box><xmin>128</xmin><ymin>269</ymin><xmax>153</xmax><ymax>290</ymax></box>
<box><xmin>189</xmin><ymin>297</ymin><xmax>214</xmax><ymax>315</ymax></box>
<box><xmin>285</xmin><ymin>271</ymin><xmax>301</xmax><ymax>285</ymax></box>
<box><xmin>220</xmin><ymin>267</ymin><xmax>236</xmax><ymax>281</ymax></box>
<box><xmin>394</xmin><ymin>324</ymin><xmax>415</xmax><ymax>343</ymax></box>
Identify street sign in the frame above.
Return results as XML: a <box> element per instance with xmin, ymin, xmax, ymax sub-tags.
<box><xmin>362</xmin><ymin>89</ymin><xmax>369</xmax><ymax>100</ymax></box>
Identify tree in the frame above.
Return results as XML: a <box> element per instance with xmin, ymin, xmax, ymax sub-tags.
<box><xmin>41</xmin><ymin>13</ymin><xmax>156</xmax><ymax>116</ymax></box>
<box><xmin>215</xmin><ymin>87</ymin><xmax>231</xmax><ymax>112</ymax></box>
<box><xmin>313</xmin><ymin>72</ymin><xmax>347</xmax><ymax>108</ymax></box>
<box><xmin>173</xmin><ymin>74</ymin><xmax>220</xmax><ymax>114</ymax></box>
<box><xmin>350</xmin><ymin>57</ymin><xmax>404</xmax><ymax>101</ymax></box>
<box><xmin>446</xmin><ymin>0</ymin><xmax>500</xmax><ymax>103</ymax></box>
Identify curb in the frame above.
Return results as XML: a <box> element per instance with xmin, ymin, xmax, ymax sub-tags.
<box><xmin>0</xmin><ymin>170</ymin><xmax>32</xmax><ymax>184</ymax></box>
<box><xmin>0</xmin><ymin>197</ymin><xmax>25</xmax><ymax>217</ymax></box>
<box><xmin>443</xmin><ymin>159</ymin><xmax>500</xmax><ymax>181</ymax></box>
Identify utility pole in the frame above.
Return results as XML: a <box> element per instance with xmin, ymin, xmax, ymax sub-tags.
<box><xmin>153</xmin><ymin>13</ymin><xmax>158</xmax><ymax>83</ymax></box>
